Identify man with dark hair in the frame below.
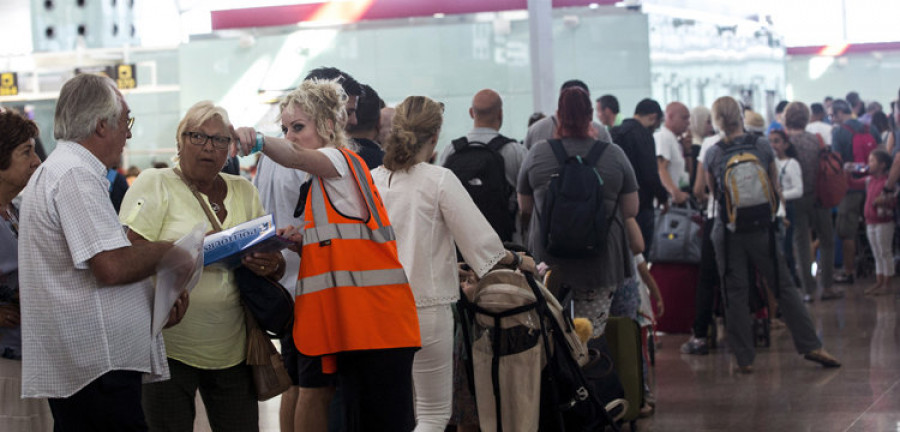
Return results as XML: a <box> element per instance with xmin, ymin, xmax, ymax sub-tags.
<box><xmin>806</xmin><ymin>102</ymin><xmax>833</xmax><ymax>146</ymax></box>
<box><xmin>523</xmin><ymin>79</ymin><xmax>612</xmax><ymax>150</ymax></box>
<box><xmin>596</xmin><ymin>94</ymin><xmax>620</xmax><ymax>128</ymax></box>
<box><xmin>347</xmin><ymin>84</ymin><xmax>385</xmax><ymax>169</ymax></box>
<box><xmin>610</xmin><ymin>98</ymin><xmax>668</xmax><ymax>255</ymax></box>
<box><xmin>846</xmin><ymin>91</ymin><xmax>865</xmax><ymax>117</ymax></box>
<box><xmin>304</xmin><ymin>66</ymin><xmax>363</xmax><ymax>127</ymax></box>
<box><xmin>824</xmin><ymin>96</ymin><xmax>835</xmax><ymax>123</ymax></box>
<box><xmin>767</xmin><ymin>100</ymin><xmax>789</xmax><ymax>134</ymax></box>
<box><xmin>831</xmin><ymin>98</ymin><xmax>882</xmax><ymax>285</ymax></box>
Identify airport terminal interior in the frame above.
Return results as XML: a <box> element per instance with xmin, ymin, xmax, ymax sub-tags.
<box><xmin>2</xmin><ymin>0</ymin><xmax>900</xmax><ymax>431</ymax></box>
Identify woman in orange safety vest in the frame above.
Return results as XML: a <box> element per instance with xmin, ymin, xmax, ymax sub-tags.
<box><xmin>233</xmin><ymin>78</ymin><xmax>420</xmax><ymax>431</ymax></box>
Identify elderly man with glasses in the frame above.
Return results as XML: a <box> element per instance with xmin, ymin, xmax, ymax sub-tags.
<box><xmin>17</xmin><ymin>73</ymin><xmax>191</xmax><ymax>430</ymax></box>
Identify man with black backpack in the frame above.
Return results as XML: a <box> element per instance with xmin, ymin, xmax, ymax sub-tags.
<box><xmin>441</xmin><ymin>89</ymin><xmax>525</xmax><ymax>242</ymax></box>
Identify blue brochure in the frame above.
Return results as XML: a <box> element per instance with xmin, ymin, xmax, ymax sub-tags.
<box><xmin>202</xmin><ymin>214</ymin><xmax>293</xmax><ymax>268</ymax></box>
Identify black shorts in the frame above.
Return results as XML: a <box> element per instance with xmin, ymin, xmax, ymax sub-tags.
<box><xmin>280</xmin><ymin>333</ymin><xmax>337</xmax><ymax>388</ymax></box>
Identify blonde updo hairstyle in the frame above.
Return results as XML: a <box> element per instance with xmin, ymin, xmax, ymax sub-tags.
<box><xmin>175</xmin><ymin>100</ymin><xmax>232</xmax><ymax>161</ymax></box>
<box><xmin>383</xmin><ymin>96</ymin><xmax>443</xmax><ymax>172</ymax></box>
<box><xmin>711</xmin><ymin>96</ymin><xmax>743</xmax><ymax>142</ymax></box>
<box><xmin>280</xmin><ymin>79</ymin><xmax>349</xmax><ymax>149</ymax></box>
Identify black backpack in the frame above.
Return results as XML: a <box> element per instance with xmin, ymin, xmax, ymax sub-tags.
<box><xmin>444</xmin><ymin>135</ymin><xmax>517</xmax><ymax>241</ymax></box>
<box><xmin>541</xmin><ymin>140</ymin><xmax>615</xmax><ymax>259</ymax></box>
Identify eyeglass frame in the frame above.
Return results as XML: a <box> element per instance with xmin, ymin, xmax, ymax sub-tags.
<box><xmin>181</xmin><ymin>131</ymin><xmax>233</xmax><ymax>150</ymax></box>
<box><xmin>126</xmin><ymin>116</ymin><xmax>135</xmax><ymax>131</ymax></box>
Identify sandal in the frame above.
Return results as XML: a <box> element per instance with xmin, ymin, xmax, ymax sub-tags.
<box><xmin>804</xmin><ymin>349</ymin><xmax>841</xmax><ymax>368</ymax></box>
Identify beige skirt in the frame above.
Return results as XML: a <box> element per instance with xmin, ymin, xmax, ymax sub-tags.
<box><xmin>0</xmin><ymin>357</ymin><xmax>53</xmax><ymax>431</ymax></box>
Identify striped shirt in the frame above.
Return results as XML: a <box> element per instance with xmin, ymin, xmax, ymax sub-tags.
<box><xmin>18</xmin><ymin>141</ymin><xmax>168</xmax><ymax>398</ymax></box>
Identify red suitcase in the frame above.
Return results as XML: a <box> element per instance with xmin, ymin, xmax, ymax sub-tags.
<box><xmin>648</xmin><ymin>262</ymin><xmax>699</xmax><ymax>334</ymax></box>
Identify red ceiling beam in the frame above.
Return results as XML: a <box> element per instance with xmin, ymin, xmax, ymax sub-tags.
<box><xmin>787</xmin><ymin>41</ymin><xmax>900</xmax><ymax>56</ymax></box>
<box><xmin>211</xmin><ymin>0</ymin><xmax>620</xmax><ymax>30</ymax></box>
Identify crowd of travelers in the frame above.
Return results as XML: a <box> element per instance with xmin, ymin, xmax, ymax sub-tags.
<box><xmin>1</xmin><ymin>66</ymin><xmax>897</xmax><ymax>431</ymax></box>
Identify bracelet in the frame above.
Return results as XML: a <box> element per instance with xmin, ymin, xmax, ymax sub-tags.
<box><xmin>509</xmin><ymin>251</ymin><xmax>522</xmax><ymax>268</ymax></box>
<box><xmin>249</xmin><ymin>132</ymin><xmax>265</xmax><ymax>155</ymax></box>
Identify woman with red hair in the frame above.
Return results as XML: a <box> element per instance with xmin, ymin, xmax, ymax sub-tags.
<box><xmin>517</xmin><ymin>87</ymin><xmax>639</xmax><ymax>337</ymax></box>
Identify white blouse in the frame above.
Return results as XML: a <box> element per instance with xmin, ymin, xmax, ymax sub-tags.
<box><xmin>776</xmin><ymin>157</ymin><xmax>803</xmax><ymax>218</ymax></box>
<box><xmin>776</xmin><ymin>157</ymin><xmax>803</xmax><ymax>201</ymax></box>
<box><xmin>371</xmin><ymin>163</ymin><xmax>506</xmax><ymax>308</ymax></box>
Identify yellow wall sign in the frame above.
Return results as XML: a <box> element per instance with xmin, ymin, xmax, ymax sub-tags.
<box><xmin>115</xmin><ymin>64</ymin><xmax>136</xmax><ymax>89</ymax></box>
<box><xmin>0</xmin><ymin>72</ymin><xmax>18</xmax><ymax>96</ymax></box>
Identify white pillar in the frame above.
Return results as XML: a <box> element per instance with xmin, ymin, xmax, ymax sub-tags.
<box><xmin>528</xmin><ymin>0</ymin><xmax>555</xmax><ymax>115</ymax></box>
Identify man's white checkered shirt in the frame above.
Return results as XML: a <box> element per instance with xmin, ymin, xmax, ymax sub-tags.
<box><xmin>17</xmin><ymin>141</ymin><xmax>168</xmax><ymax>398</ymax></box>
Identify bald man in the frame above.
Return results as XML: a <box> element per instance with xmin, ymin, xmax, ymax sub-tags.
<box><xmin>440</xmin><ymin>89</ymin><xmax>526</xmax><ymax>241</ymax></box>
<box><xmin>655</xmin><ymin>102</ymin><xmax>691</xmax><ymax>204</ymax></box>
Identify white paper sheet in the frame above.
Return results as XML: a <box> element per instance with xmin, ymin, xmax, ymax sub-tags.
<box><xmin>152</xmin><ymin>224</ymin><xmax>204</xmax><ymax>336</ymax></box>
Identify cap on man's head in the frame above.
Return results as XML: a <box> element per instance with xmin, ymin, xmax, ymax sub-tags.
<box><xmin>634</xmin><ymin>98</ymin><xmax>662</xmax><ymax>117</ymax></box>
<box><xmin>743</xmin><ymin>111</ymin><xmax>765</xmax><ymax>133</ymax></box>
<box><xmin>304</xmin><ymin>66</ymin><xmax>362</xmax><ymax>97</ymax></box>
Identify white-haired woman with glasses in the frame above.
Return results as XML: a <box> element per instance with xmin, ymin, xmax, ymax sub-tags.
<box><xmin>119</xmin><ymin>101</ymin><xmax>285</xmax><ymax>431</ymax></box>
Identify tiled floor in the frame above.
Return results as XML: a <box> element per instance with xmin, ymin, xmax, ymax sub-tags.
<box><xmin>642</xmin><ymin>281</ymin><xmax>900</xmax><ymax>432</ymax></box>
<box><xmin>196</xmin><ymin>280</ymin><xmax>899</xmax><ymax>432</ymax></box>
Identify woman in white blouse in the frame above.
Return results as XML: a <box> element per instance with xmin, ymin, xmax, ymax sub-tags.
<box><xmin>770</xmin><ymin>129</ymin><xmax>803</xmax><ymax>289</ymax></box>
<box><xmin>371</xmin><ymin>95</ymin><xmax>536</xmax><ymax>432</ymax></box>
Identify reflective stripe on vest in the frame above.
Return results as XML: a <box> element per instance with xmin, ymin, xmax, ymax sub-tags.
<box><xmin>302</xmin><ymin>223</ymin><xmax>396</xmax><ymax>246</ymax></box>
<box><xmin>298</xmin><ymin>268</ymin><xmax>410</xmax><ymax>295</ymax></box>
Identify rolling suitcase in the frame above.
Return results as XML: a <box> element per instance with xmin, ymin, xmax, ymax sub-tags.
<box><xmin>648</xmin><ymin>263</ymin><xmax>699</xmax><ymax>334</ymax></box>
<box><xmin>605</xmin><ymin>317</ymin><xmax>643</xmax><ymax>431</ymax></box>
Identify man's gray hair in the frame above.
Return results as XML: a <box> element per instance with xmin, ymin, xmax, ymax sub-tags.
<box><xmin>54</xmin><ymin>74</ymin><xmax>122</xmax><ymax>142</ymax></box>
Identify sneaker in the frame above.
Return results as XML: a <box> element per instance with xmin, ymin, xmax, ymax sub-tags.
<box><xmin>802</xmin><ymin>294</ymin><xmax>813</xmax><ymax>303</ymax></box>
<box><xmin>803</xmin><ymin>349</ymin><xmax>841</xmax><ymax>368</ymax></box>
<box><xmin>680</xmin><ymin>336</ymin><xmax>709</xmax><ymax>355</ymax></box>
<box><xmin>833</xmin><ymin>272</ymin><xmax>854</xmax><ymax>284</ymax></box>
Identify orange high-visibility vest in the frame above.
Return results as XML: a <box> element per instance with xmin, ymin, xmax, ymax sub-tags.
<box><xmin>294</xmin><ymin>148</ymin><xmax>420</xmax><ymax>358</ymax></box>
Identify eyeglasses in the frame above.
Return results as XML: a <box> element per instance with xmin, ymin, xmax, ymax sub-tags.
<box><xmin>182</xmin><ymin>131</ymin><xmax>232</xmax><ymax>150</ymax></box>
<box><xmin>126</xmin><ymin>116</ymin><xmax>135</xmax><ymax>132</ymax></box>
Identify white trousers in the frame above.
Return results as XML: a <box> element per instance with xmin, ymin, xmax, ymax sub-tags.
<box><xmin>866</xmin><ymin>223</ymin><xmax>895</xmax><ymax>277</ymax></box>
<box><xmin>412</xmin><ymin>304</ymin><xmax>454</xmax><ymax>432</ymax></box>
